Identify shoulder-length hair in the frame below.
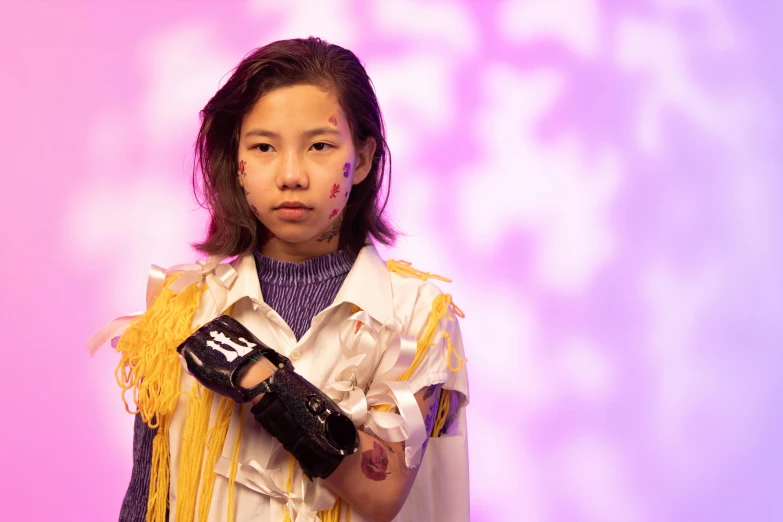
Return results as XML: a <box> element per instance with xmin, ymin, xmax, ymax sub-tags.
<box><xmin>192</xmin><ymin>37</ymin><xmax>396</xmax><ymax>258</ymax></box>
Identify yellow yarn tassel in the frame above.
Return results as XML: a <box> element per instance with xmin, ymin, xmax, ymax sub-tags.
<box><xmin>431</xmin><ymin>389</ymin><xmax>451</xmax><ymax>437</ymax></box>
<box><xmin>175</xmin><ymin>382</ymin><xmax>216</xmax><ymax>522</ymax></box>
<box><xmin>282</xmin><ymin>454</ymin><xmax>297</xmax><ymax>522</ymax></box>
<box><xmin>443</xmin><ymin>332</ymin><xmax>467</xmax><ymax>372</ymax></box>
<box><xmin>227</xmin><ymin>404</ymin><xmax>245</xmax><ymax>522</ymax></box>
<box><xmin>147</xmin><ymin>409</ymin><xmax>175</xmax><ymax>522</ymax></box>
<box><xmin>386</xmin><ymin>259</ymin><xmax>452</xmax><ymax>283</ymax></box>
<box><xmin>375</xmin><ymin>293</ymin><xmax>463</xmax><ymax>413</ymax></box>
<box><xmin>114</xmin><ymin>273</ymin><xmax>202</xmax><ymax>522</ymax></box>
<box><xmin>318</xmin><ymin>496</ymin><xmax>343</xmax><ymax>522</ymax></box>
<box><xmin>115</xmin><ymin>274</ymin><xmax>202</xmax><ymax>427</ymax></box>
<box><xmin>196</xmin><ymin>398</ymin><xmax>234</xmax><ymax>521</ymax></box>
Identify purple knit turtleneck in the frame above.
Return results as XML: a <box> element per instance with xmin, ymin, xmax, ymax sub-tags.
<box><xmin>254</xmin><ymin>248</ymin><xmax>355</xmax><ymax>340</ymax></box>
<box><xmin>119</xmin><ymin>249</ymin><xmax>356</xmax><ymax>521</ymax></box>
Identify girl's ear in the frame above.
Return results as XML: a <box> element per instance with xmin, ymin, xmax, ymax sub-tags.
<box><xmin>352</xmin><ymin>137</ymin><xmax>377</xmax><ymax>185</ymax></box>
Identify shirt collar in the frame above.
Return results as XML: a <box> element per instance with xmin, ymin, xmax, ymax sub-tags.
<box><xmin>331</xmin><ymin>244</ymin><xmax>394</xmax><ymax>324</ymax></box>
<box><xmin>224</xmin><ymin>244</ymin><xmax>394</xmax><ymax>324</ymax></box>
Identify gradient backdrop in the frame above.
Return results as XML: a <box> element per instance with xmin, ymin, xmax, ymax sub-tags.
<box><xmin>2</xmin><ymin>1</ymin><xmax>781</xmax><ymax>520</ymax></box>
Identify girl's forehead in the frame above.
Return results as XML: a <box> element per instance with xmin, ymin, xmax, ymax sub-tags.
<box><xmin>245</xmin><ymin>84</ymin><xmax>343</xmax><ymax>125</ymax></box>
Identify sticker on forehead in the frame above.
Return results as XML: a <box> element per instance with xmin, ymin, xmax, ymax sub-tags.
<box><xmin>343</xmin><ymin>162</ymin><xmax>351</xmax><ymax>178</ymax></box>
<box><xmin>328</xmin><ymin>115</ymin><xmax>338</xmax><ymax>126</ymax></box>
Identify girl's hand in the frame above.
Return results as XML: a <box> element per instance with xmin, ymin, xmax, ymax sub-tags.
<box><xmin>238</xmin><ymin>357</ymin><xmax>278</xmax><ymax>405</ymax></box>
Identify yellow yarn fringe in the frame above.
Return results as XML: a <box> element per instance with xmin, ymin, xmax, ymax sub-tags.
<box><xmin>196</xmin><ymin>398</ymin><xmax>234</xmax><ymax>521</ymax></box>
<box><xmin>318</xmin><ymin>497</ymin><xmax>344</xmax><ymax>522</ymax></box>
<box><xmin>114</xmin><ymin>274</ymin><xmax>202</xmax><ymax>522</ymax></box>
<box><xmin>386</xmin><ymin>259</ymin><xmax>452</xmax><ymax>283</ymax></box>
<box><xmin>114</xmin><ymin>270</ymin><xmax>247</xmax><ymax>522</ymax></box>
<box><xmin>115</xmin><ymin>274</ymin><xmax>201</xmax><ymax>427</ymax></box>
<box><xmin>444</xmin><ymin>331</ymin><xmax>467</xmax><ymax>372</ymax></box>
<box><xmin>431</xmin><ymin>388</ymin><xmax>451</xmax><ymax>437</ymax></box>
<box><xmin>176</xmin><ymin>382</ymin><xmax>216</xmax><ymax>522</ymax></box>
<box><xmin>227</xmin><ymin>404</ymin><xmax>245</xmax><ymax>522</ymax></box>
<box><xmin>374</xmin><ymin>293</ymin><xmax>463</xmax><ymax>414</ymax></box>
<box><xmin>147</xmin><ymin>407</ymin><xmax>175</xmax><ymax>522</ymax></box>
<box><xmin>282</xmin><ymin>454</ymin><xmax>297</xmax><ymax>522</ymax></box>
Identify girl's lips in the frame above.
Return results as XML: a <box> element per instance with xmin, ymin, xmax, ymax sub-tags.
<box><xmin>275</xmin><ymin>207</ymin><xmax>311</xmax><ymax>220</ymax></box>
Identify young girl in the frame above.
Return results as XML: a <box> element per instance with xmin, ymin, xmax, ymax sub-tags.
<box><xmin>89</xmin><ymin>37</ymin><xmax>469</xmax><ymax>522</ymax></box>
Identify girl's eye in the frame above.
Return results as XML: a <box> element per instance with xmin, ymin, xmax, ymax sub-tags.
<box><xmin>254</xmin><ymin>143</ymin><xmax>273</xmax><ymax>153</ymax></box>
<box><xmin>311</xmin><ymin>142</ymin><xmax>331</xmax><ymax>152</ymax></box>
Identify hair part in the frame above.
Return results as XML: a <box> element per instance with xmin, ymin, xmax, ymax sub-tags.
<box><xmin>191</xmin><ymin>37</ymin><xmax>397</xmax><ymax>259</ymax></box>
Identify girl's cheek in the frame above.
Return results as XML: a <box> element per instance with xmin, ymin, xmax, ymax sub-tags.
<box><xmin>341</xmin><ymin>161</ymin><xmax>353</xmax><ymax>199</ymax></box>
<box><xmin>238</xmin><ymin>159</ymin><xmax>249</xmax><ymax>195</ymax></box>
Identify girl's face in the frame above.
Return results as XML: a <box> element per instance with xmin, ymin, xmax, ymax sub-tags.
<box><xmin>237</xmin><ymin>84</ymin><xmax>375</xmax><ymax>262</ymax></box>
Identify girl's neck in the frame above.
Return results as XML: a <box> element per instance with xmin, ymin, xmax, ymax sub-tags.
<box><xmin>258</xmin><ymin>236</ymin><xmax>341</xmax><ymax>264</ymax></box>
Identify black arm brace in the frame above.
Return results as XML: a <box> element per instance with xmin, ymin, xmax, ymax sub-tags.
<box><xmin>249</xmin><ymin>366</ymin><xmax>360</xmax><ymax>478</ymax></box>
<box><xmin>176</xmin><ymin>315</ymin><xmax>359</xmax><ymax>479</ymax></box>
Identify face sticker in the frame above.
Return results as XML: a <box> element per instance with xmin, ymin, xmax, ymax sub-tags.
<box><xmin>328</xmin><ymin>115</ymin><xmax>338</xmax><ymax>126</ymax></box>
<box><xmin>343</xmin><ymin>162</ymin><xmax>351</xmax><ymax>178</ymax></box>
<box><xmin>239</xmin><ymin>160</ymin><xmax>249</xmax><ymax>195</ymax></box>
<box><xmin>328</xmin><ymin>208</ymin><xmax>339</xmax><ymax>219</ymax></box>
<box><xmin>329</xmin><ymin>183</ymin><xmax>340</xmax><ymax>199</ymax></box>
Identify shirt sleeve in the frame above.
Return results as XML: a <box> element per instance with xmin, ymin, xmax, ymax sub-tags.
<box><xmin>401</xmin><ymin>281</ymin><xmax>470</xmax><ymax>413</ymax></box>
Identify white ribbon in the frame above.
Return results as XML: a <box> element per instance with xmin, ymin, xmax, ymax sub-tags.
<box><xmin>324</xmin><ymin>307</ymin><xmax>426</xmax><ymax>468</ymax></box>
<box><xmin>239</xmin><ymin>444</ymin><xmax>336</xmax><ymax>522</ymax></box>
<box><xmin>86</xmin><ymin>255</ymin><xmax>236</xmax><ymax>355</ymax></box>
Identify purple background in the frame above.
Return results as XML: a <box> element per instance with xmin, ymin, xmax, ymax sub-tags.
<box><xmin>2</xmin><ymin>1</ymin><xmax>781</xmax><ymax>520</ymax></box>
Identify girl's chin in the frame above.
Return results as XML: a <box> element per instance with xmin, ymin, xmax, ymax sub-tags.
<box><xmin>265</xmin><ymin>230</ymin><xmax>316</xmax><ymax>245</ymax></box>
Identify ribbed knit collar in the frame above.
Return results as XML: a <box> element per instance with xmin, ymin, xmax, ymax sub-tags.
<box><xmin>254</xmin><ymin>249</ymin><xmax>356</xmax><ymax>287</ymax></box>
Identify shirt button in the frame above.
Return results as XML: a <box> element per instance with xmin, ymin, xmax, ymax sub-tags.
<box><xmin>290</xmin><ymin>349</ymin><xmax>301</xmax><ymax>361</ymax></box>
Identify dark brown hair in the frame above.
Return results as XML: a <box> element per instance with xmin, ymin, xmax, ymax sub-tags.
<box><xmin>192</xmin><ymin>37</ymin><xmax>397</xmax><ymax>258</ymax></box>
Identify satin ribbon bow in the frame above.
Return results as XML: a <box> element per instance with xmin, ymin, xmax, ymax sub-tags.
<box><xmin>240</xmin><ymin>444</ymin><xmax>336</xmax><ymax>522</ymax></box>
<box><xmin>86</xmin><ymin>255</ymin><xmax>237</xmax><ymax>355</ymax></box>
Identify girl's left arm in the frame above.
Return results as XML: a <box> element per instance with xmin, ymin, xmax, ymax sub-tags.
<box><xmin>239</xmin><ymin>364</ymin><xmax>451</xmax><ymax>522</ymax></box>
<box><xmin>321</xmin><ymin>383</ymin><xmax>444</xmax><ymax>522</ymax></box>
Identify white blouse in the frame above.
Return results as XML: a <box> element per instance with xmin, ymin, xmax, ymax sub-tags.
<box><xmin>93</xmin><ymin>244</ymin><xmax>470</xmax><ymax>522</ymax></box>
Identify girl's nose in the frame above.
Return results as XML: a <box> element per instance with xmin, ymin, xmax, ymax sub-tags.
<box><xmin>278</xmin><ymin>152</ymin><xmax>309</xmax><ymax>190</ymax></box>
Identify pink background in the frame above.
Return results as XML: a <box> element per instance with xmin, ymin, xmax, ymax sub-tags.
<box><xmin>2</xmin><ymin>1</ymin><xmax>781</xmax><ymax>520</ymax></box>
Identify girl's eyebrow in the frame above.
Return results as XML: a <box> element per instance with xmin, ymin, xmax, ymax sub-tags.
<box><xmin>244</xmin><ymin>127</ymin><xmax>341</xmax><ymax>139</ymax></box>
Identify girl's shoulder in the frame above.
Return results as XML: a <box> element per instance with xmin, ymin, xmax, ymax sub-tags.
<box><xmin>384</xmin><ymin>258</ymin><xmax>463</xmax><ymax>328</ymax></box>
<box><xmin>385</xmin><ymin>258</ymin><xmax>455</xmax><ymax>297</ymax></box>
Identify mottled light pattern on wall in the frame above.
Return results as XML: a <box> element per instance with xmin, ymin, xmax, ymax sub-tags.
<box><xmin>1</xmin><ymin>1</ymin><xmax>781</xmax><ymax>520</ymax></box>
